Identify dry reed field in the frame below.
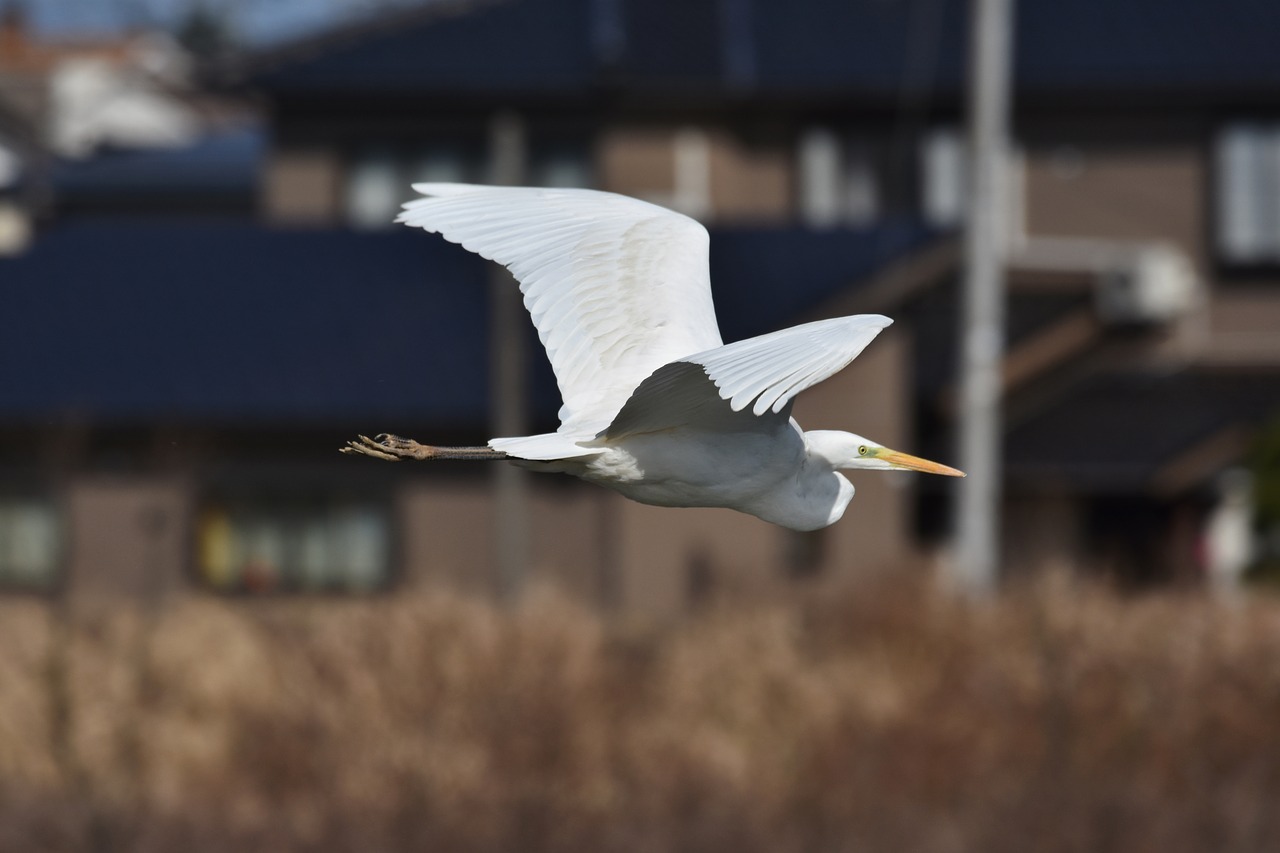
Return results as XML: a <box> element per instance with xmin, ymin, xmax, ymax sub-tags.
<box><xmin>1</xmin><ymin>575</ymin><xmax>1279</xmax><ymax>852</ymax></box>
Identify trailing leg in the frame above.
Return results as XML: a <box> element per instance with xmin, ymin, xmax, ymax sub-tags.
<box><xmin>341</xmin><ymin>433</ymin><xmax>509</xmax><ymax>462</ymax></box>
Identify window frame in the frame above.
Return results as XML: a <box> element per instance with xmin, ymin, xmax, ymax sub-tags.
<box><xmin>192</xmin><ymin>470</ymin><xmax>400</xmax><ymax>598</ymax></box>
<box><xmin>1211</xmin><ymin>120</ymin><xmax>1280</xmax><ymax>277</ymax></box>
<box><xmin>343</xmin><ymin>126</ymin><xmax>597</xmax><ymax>230</ymax></box>
<box><xmin>0</xmin><ymin>479</ymin><xmax>68</xmax><ymax>597</ymax></box>
<box><xmin>796</xmin><ymin>126</ymin><xmax>882</xmax><ymax>228</ymax></box>
<box><xmin>343</xmin><ymin>138</ymin><xmax>488</xmax><ymax>230</ymax></box>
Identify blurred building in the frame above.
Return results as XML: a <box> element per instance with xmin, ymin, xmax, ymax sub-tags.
<box><xmin>2</xmin><ymin>0</ymin><xmax>1279</xmax><ymax>609</ymax></box>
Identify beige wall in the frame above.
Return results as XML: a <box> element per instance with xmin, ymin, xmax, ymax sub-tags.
<box><xmin>399</xmin><ymin>477</ymin><xmax>787</xmax><ymax>617</ymax></box>
<box><xmin>262</xmin><ymin>147</ymin><xmax>342</xmax><ymax>225</ymax></box>
<box><xmin>1023</xmin><ymin>143</ymin><xmax>1205</xmax><ymax>267</ymax></box>
<box><xmin>398</xmin><ymin>479</ymin><xmax>496</xmax><ymax>595</ymax></box>
<box><xmin>706</xmin><ymin>130</ymin><xmax>793</xmax><ymax>222</ymax></box>
<box><xmin>1205</xmin><ymin>291</ymin><xmax>1280</xmax><ymax>365</ymax></box>
<box><xmin>264</xmin><ymin>125</ymin><xmax>795</xmax><ymax>227</ymax></box>
<box><xmin>612</xmin><ymin>498</ymin><xmax>780</xmax><ymax>619</ymax></box>
<box><xmin>66</xmin><ymin>478</ymin><xmax>191</xmax><ymax>604</ymax></box>
<box><xmin>598</xmin><ymin>125</ymin><xmax>793</xmax><ymax>223</ymax></box>
<box><xmin>399</xmin><ymin>479</ymin><xmax>608</xmax><ymax>604</ymax></box>
<box><xmin>598</xmin><ymin>127</ymin><xmax>678</xmax><ymax>202</ymax></box>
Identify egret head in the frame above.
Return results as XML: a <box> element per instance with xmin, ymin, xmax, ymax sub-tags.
<box><xmin>805</xmin><ymin>430</ymin><xmax>965</xmax><ymax>477</ymax></box>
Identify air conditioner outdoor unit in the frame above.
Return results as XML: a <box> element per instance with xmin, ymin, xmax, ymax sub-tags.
<box><xmin>1094</xmin><ymin>245</ymin><xmax>1197</xmax><ymax>325</ymax></box>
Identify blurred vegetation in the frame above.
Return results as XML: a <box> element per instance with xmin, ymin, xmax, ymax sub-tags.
<box><xmin>1253</xmin><ymin>421</ymin><xmax>1280</xmax><ymax>525</ymax></box>
<box><xmin>1</xmin><ymin>577</ymin><xmax>1280</xmax><ymax>852</ymax></box>
<box><xmin>1248</xmin><ymin>417</ymin><xmax>1280</xmax><ymax>584</ymax></box>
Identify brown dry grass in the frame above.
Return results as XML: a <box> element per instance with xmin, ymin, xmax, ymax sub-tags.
<box><xmin>1</xmin><ymin>575</ymin><xmax>1280</xmax><ymax>852</ymax></box>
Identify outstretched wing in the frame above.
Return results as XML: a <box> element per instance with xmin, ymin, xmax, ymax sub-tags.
<box><xmin>605</xmin><ymin>315</ymin><xmax>893</xmax><ymax>439</ymax></box>
<box><xmin>689</xmin><ymin>315</ymin><xmax>893</xmax><ymax>415</ymax></box>
<box><xmin>398</xmin><ymin>184</ymin><xmax>723</xmax><ymax>431</ymax></box>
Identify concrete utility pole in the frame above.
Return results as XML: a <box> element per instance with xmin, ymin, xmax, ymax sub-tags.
<box><xmin>954</xmin><ymin>0</ymin><xmax>1014</xmax><ymax>594</ymax></box>
<box><xmin>488</xmin><ymin>112</ymin><xmax>529</xmax><ymax>602</ymax></box>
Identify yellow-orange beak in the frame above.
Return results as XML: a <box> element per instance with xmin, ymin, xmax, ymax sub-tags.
<box><xmin>877</xmin><ymin>447</ymin><xmax>966</xmax><ymax>477</ymax></box>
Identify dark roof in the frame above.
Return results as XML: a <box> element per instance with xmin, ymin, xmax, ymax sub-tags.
<box><xmin>754</xmin><ymin>0</ymin><xmax>1280</xmax><ymax>98</ymax></box>
<box><xmin>710</xmin><ymin>222</ymin><xmax>934</xmax><ymax>342</ymax></box>
<box><xmin>1</xmin><ymin>221</ymin><xmax>496</xmax><ymax>425</ymax></box>
<box><xmin>245</xmin><ymin>0</ymin><xmax>1280</xmax><ymax>105</ymax></box>
<box><xmin>247</xmin><ymin>0</ymin><xmax>597</xmax><ymax>97</ymax></box>
<box><xmin>1004</xmin><ymin>370</ymin><xmax>1280</xmax><ymax>492</ymax></box>
<box><xmin>0</xmin><ymin>218</ymin><xmax>937</xmax><ymax>425</ymax></box>
<box><xmin>52</xmin><ymin>127</ymin><xmax>263</xmax><ymax>200</ymax></box>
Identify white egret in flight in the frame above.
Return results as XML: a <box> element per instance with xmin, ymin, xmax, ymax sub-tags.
<box><xmin>343</xmin><ymin>184</ymin><xmax>963</xmax><ymax>531</ymax></box>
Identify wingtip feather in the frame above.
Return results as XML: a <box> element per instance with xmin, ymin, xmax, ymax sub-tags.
<box><xmin>409</xmin><ymin>182</ymin><xmax>486</xmax><ymax>197</ymax></box>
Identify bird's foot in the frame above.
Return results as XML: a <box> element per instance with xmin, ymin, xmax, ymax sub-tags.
<box><xmin>341</xmin><ymin>434</ymin><xmax>508</xmax><ymax>462</ymax></box>
<box><xmin>341</xmin><ymin>433</ymin><xmax>438</xmax><ymax>461</ymax></box>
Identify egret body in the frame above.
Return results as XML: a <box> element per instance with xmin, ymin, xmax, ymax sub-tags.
<box><xmin>343</xmin><ymin>184</ymin><xmax>963</xmax><ymax>531</ymax></box>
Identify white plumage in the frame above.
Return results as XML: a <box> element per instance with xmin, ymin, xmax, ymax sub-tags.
<box><xmin>346</xmin><ymin>184</ymin><xmax>964</xmax><ymax>531</ymax></box>
<box><xmin>397</xmin><ymin>183</ymin><xmax>720</xmax><ymax>434</ymax></box>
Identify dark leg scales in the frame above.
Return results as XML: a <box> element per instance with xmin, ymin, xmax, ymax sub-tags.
<box><xmin>341</xmin><ymin>433</ymin><xmax>508</xmax><ymax>462</ymax></box>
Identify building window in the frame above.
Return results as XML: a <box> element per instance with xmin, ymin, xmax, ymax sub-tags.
<box><xmin>921</xmin><ymin>127</ymin><xmax>966</xmax><ymax>227</ymax></box>
<box><xmin>345</xmin><ymin>147</ymin><xmax>404</xmax><ymax>230</ymax></box>
<box><xmin>409</xmin><ymin>142</ymin><xmax>479</xmax><ymax>185</ymax></box>
<box><xmin>672</xmin><ymin>127</ymin><xmax>712</xmax><ymax>219</ymax></box>
<box><xmin>0</xmin><ymin>496</ymin><xmax>62</xmax><ymax>591</ymax></box>
<box><xmin>529</xmin><ymin>138</ymin><xmax>593</xmax><ymax>189</ymax></box>
<box><xmin>1216</xmin><ymin>124</ymin><xmax>1280</xmax><ymax>265</ymax></box>
<box><xmin>0</xmin><ymin>138</ymin><xmax>21</xmax><ymax>190</ymax></box>
<box><xmin>197</xmin><ymin>496</ymin><xmax>392</xmax><ymax>594</ymax></box>
<box><xmin>346</xmin><ymin>142</ymin><xmax>485</xmax><ymax>230</ymax></box>
<box><xmin>798</xmin><ymin>128</ymin><xmax>879</xmax><ymax>227</ymax></box>
<box><xmin>345</xmin><ymin>137</ymin><xmax>594</xmax><ymax>229</ymax></box>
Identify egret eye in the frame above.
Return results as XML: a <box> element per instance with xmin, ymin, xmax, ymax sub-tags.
<box><xmin>858</xmin><ymin>445</ymin><xmax>869</xmax><ymax>456</ymax></box>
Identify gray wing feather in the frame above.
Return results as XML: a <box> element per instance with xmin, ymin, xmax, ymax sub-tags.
<box><xmin>603</xmin><ymin>314</ymin><xmax>892</xmax><ymax>439</ymax></box>
<box><xmin>684</xmin><ymin>315</ymin><xmax>893</xmax><ymax>416</ymax></box>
